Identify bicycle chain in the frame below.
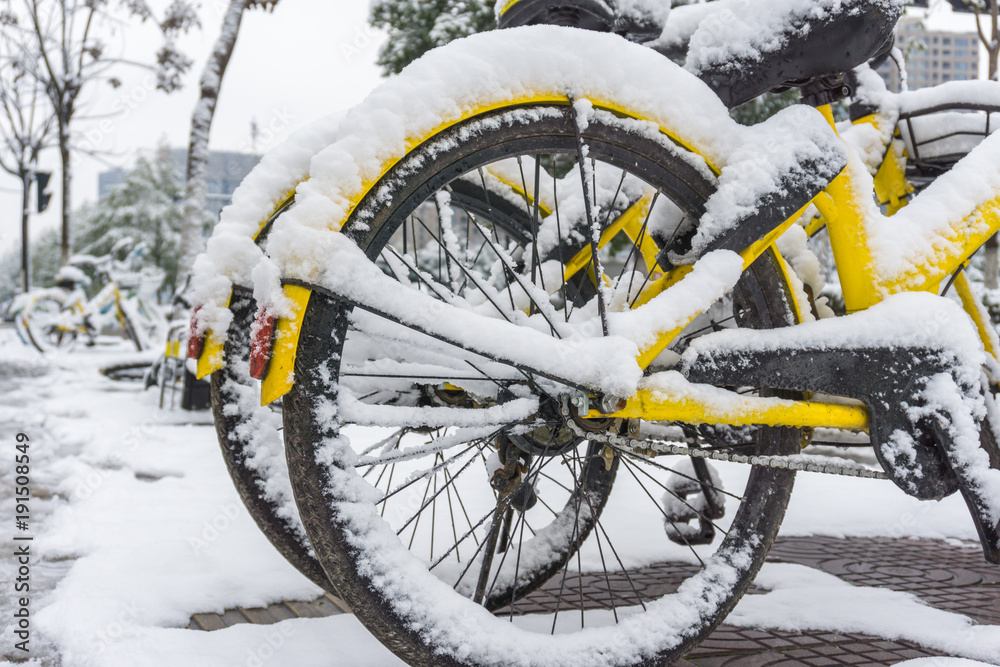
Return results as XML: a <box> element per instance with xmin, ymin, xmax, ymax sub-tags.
<box><xmin>560</xmin><ymin>401</ymin><xmax>888</xmax><ymax>480</ymax></box>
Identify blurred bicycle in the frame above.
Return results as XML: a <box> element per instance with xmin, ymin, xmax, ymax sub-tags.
<box><xmin>12</xmin><ymin>239</ymin><xmax>165</xmax><ymax>353</ymax></box>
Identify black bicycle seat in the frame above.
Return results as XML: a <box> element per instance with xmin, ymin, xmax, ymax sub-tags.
<box><xmin>498</xmin><ymin>0</ymin><xmax>666</xmax><ymax>42</ymax></box>
<box><xmin>500</xmin><ymin>0</ymin><xmax>901</xmax><ymax>110</ymax></box>
<box><xmin>683</xmin><ymin>0</ymin><xmax>901</xmax><ymax>108</ymax></box>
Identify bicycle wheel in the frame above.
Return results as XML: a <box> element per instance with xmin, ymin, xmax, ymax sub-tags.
<box><xmin>99</xmin><ymin>360</ymin><xmax>154</xmax><ymax>382</ymax></box>
<box><xmin>22</xmin><ymin>293</ymin><xmax>79</xmax><ymax>353</ymax></box>
<box><xmin>211</xmin><ymin>177</ymin><xmax>611</xmax><ymax>606</ymax></box>
<box><xmin>121</xmin><ymin>308</ymin><xmax>144</xmax><ymax>352</ymax></box>
<box><xmin>211</xmin><ymin>286</ymin><xmax>335</xmax><ymax>591</ymax></box>
<box><xmin>281</xmin><ymin>103</ymin><xmax>801</xmax><ymax>666</ymax></box>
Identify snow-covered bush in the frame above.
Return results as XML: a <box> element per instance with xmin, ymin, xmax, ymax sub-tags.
<box><xmin>72</xmin><ymin>145</ymin><xmax>187</xmax><ymax>298</ymax></box>
<box><xmin>370</xmin><ymin>0</ymin><xmax>496</xmax><ymax>75</ymax></box>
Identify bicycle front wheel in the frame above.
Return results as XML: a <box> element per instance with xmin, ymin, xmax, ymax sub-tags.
<box><xmin>21</xmin><ymin>293</ymin><xmax>79</xmax><ymax>353</ymax></box>
<box><xmin>281</xmin><ymin>103</ymin><xmax>802</xmax><ymax>666</ymax></box>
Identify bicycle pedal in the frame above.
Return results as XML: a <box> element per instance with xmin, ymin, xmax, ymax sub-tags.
<box><xmin>661</xmin><ymin>461</ymin><xmax>725</xmax><ymax>546</ymax></box>
<box><xmin>664</xmin><ymin>515</ymin><xmax>715</xmax><ymax>547</ymax></box>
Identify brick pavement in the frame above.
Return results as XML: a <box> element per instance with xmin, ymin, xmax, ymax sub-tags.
<box><xmin>190</xmin><ymin>536</ymin><xmax>999</xmax><ymax>665</ymax></box>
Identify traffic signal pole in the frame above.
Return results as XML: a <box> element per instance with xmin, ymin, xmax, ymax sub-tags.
<box><xmin>18</xmin><ymin>169</ymin><xmax>53</xmax><ymax>292</ymax></box>
<box><xmin>19</xmin><ymin>168</ymin><xmax>31</xmax><ymax>293</ymax></box>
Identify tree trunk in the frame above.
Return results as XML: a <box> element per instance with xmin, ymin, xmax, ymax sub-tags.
<box><xmin>20</xmin><ymin>168</ymin><xmax>32</xmax><ymax>292</ymax></box>
<box><xmin>992</xmin><ymin>2</ymin><xmax>998</xmax><ymax>82</ymax></box>
<box><xmin>176</xmin><ymin>0</ymin><xmax>249</xmax><ymax>288</ymax></box>
<box><xmin>978</xmin><ymin>4</ymin><xmax>999</xmax><ymax>290</ymax></box>
<box><xmin>58</xmin><ymin>115</ymin><xmax>71</xmax><ymax>267</ymax></box>
<box><xmin>987</xmin><ymin>237</ymin><xmax>1000</xmax><ymax>290</ymax></box>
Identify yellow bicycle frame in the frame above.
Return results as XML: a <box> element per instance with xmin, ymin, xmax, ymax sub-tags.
<box><xmin>196</xmin><ymin>97</ymin><xmax>1000</xmax><ymax>435</ymax></box>
<box><xmin>597</xmin><ymin>103</ymin><xmax>1000</xmax><ymax>427</ymax></box>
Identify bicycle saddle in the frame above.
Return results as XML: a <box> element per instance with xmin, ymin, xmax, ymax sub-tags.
<box><xmin>685</xmin><ymin>0</ymin><xmax>902</xmax><ymax>108</ymax></box>
<box><xmin>500</xmin><ymin>0</ymin><xmax>901</xmax><ymax>109</ymax></box>
<box><xmin>497</xmin><ymin>0</ymin><xmax>668</xmax><ymax>42</ymax></box>
<box><xmin>55</xmin><ymin>265</ymin><xmax>91</xmax><ymax>290</ymax></box>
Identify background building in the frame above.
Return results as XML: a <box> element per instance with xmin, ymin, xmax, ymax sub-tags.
<box><xmin>876</xmin><ymin>0</ymin><xmax>987</xmax><ymax>92</ymax></box>
<box><xmin>878</xmin><ymin>16</ymin><xmax>980</xmax><ymax>91</ymax></box>
<box><xmin>98</xmin><ymin>149</ymin><xmax>260</xmax><ymax>221</ymax></box>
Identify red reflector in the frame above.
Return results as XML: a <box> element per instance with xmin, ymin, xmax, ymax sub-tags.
<box><xmin>250</xmin><ymin>310</ymin><xmax>277</xmax><ymax>380</ymax></box>
<box><xmin>188</xmin><ymin>306</ymin><xmax>205</xmax><ymax>360</ymax></box>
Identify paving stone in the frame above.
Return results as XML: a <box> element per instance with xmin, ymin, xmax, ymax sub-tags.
<box><xmin>189</xmin><ymin>536</ymin><xmax>991</xmax><ymax>665</ymax></box>
<box><xmin>238</xmin><ymin>606</ymin><xmax>277</xmax><ymax>625</ymax></box>
<box><xmin>219</xmin><ymin>609</ymin><xmax>250</xmax><ymax>626</ymax></box>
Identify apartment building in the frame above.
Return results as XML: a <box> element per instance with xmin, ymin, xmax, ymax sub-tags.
<box><xmin>98</xmin><ymin>149</ymin><xmax>260</xmax><ymax>221</ymax></box>
<box><xmin>877</xmin><ymin>1</ymin><xmax>983</xmax><ymax>92</ymax></box>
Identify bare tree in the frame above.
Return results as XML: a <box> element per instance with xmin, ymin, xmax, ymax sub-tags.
<box><xmin>5</xmin><ymin>0</ymin><xmax>199</xmax><ymax>266</ymax></box>
<box><xmin>969</xmin><ymin>0</ymin><xmax>1000</xmax><ymax>82</ymax></box>
<box><xmin>0</xmin><ymin>11</ymin><xmax>54</xmax><ymax>292</ymax></box>
<box><xmin>962</xmin><ymin>0</ymin><xmax>1000</xmax><ymax>287</ymax></box>
<box><xmin>176</xmin><ymin>0</ymin><xmax>278</xmax><ymax>287</ymax></box>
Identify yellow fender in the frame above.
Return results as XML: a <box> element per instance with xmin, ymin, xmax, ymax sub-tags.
<box><xmin>192</xmin><ymin>76</ymin><xmax>763</xmax><ymax>402</ymax></box>
<box><xmin>260</xmin><ymin>285</ymin><xmax>312</xmax><ymax>406</ymax></box>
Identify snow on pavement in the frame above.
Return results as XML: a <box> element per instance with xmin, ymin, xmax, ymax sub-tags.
<box><xmin>1</xmin><ymin>329</ymin><xmax>997</xmax><ymax>666</ymax></box>
<box><xmin>734</xmin><ymin>564</ymin><xmax>1000</xmax><ymax>664</ymax></box>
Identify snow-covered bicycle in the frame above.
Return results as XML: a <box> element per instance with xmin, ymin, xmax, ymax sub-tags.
<box><xmin>191</xmin><ymin>0</ymin><xmax>1000</xmax><ymax>664</ymax></box>
<box><xmin>14</xmin><ymin>240</ymin><xmax>164</xmax><ymax>354</ymax></box>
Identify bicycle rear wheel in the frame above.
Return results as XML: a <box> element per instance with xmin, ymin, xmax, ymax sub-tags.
<box><xmin>211</xmin><ymin>175</ymin><xmax>614</xmax><ymax>608</ymax></box>
<box><xmin>282</xmin><ymin>103</ymin><xmax>801</xmax><ymax>666</ymax></box>
<box><xmin>22</xmin><ymin>293</ymin><xmax>79</xmax><ymax>353</ymax></box>
<box><xmin>99</xmin><ymin>360</ymin><xmax>154</xmax><ymax>382</ymax></box>
<box><xmin>211</xmin><ymin>286</ymin><xmax>334</xmax><ymax>591</ymax></box>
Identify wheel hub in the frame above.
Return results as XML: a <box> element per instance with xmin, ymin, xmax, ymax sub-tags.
<box><xmin>508</xmin><ymin>396</ymin><xmax>585</xmax><ymax>457</ymax></box>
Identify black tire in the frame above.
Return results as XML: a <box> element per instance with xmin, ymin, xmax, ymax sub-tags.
<box><xmin>99</xmin><ymin>360</ymin><xmax>154</xmax><ymax>382</ymax></box>
<box><xmin>22</xmin><ymin>293</ymin><xmax>78</xmax><ymax>353</ymax></box>
<box><xmin>282</xmin><ymin>104</ymin><xmax>801</xmax><ymax>666</ymax></box>
<box><xmin>122</xmin><ymin>309</ymin><xmax>144</xmax><ymax>352</ymax></box>
<box><xmin>210</xmin><ymin>288</ymin><xmax>335</xmax><ymax>592</ymax></box>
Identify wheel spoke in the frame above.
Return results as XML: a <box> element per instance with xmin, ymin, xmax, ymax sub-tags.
<box><xmin>571</xmin><ymin>447</ymin><xmax>618</xmax><ymax>623</ymax></box>
<box><xmin>618</xmin><ymin>456</ymin><xmax>706</xmax><ymax>568</ymax></box>
<box><xmin>410</xmin><ymin>211</ymin><xmax>517</xmax><ymax>324</ymax></box>
<box><xmin>376</xmin><ymin>438</ymin><xmax>488</xmax><ymax>507</ymax></box>
<box><xmin>397</xmin><ymin>446</ymin><xmax>482</xmax><ymax>537</ymax></box>
<box><xmin>469</xmin><ymin>218</ymin><xmax>563</xmax><ymax>338</ymax></box>
<box><xmin>570</xmin><ymin>103</ymin><xmax>609</xmax><ymax>336</ymax></box>
<box><xmin>549</xmin><ymin>448</ymin><xmax>585</xmax><ymax>634</ymax></box>
<box><xmin>620</xmin><ymin>454</ymin><xmax>731</xmax><ymax>538</ymax></box>
<box><xmin>611</xmin><ymin>445</ymin><xmax>745</xmax><ymax>502</ymax></box>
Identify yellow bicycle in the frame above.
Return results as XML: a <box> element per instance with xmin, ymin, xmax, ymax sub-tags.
<box><xmin>14</xmin><ymin>241</ymin><xmax>162</xmax><ymax>353</ymax></box>
<box><xmin>191</xmin><ymin>0</ymin><xmax>1000</xmax><ymax>663</ymax></box>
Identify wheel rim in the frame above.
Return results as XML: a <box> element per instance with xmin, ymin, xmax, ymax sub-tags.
<box><xmin>281</xmin><ymin>105</ymin><xmax>800</xmax><ymax>666</ymax></box>
<box><xmin>25</xmin><ymin>295</ymin><xmax>78</xmax><ymax>352</ymax></box>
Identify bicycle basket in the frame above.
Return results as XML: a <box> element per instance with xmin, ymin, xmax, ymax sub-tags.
<box><xmin>116</xmin><ymin>274</ymin><xmax>143</xmax><ymax>290</ymax></box>
<box><xmin>897</xmin><ymin>87</ymin><xmax>1000</xmax><ymax>187</ymax></box>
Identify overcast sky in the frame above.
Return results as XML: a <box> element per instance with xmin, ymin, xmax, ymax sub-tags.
<box><xmin>1</xmin><ymin>0</ymin><xmax>993</xmax><ymax>259</ymax></box>
<box><xmin>0</xmin><ymin>0</ymin><xmax>387</xmax><ymax>255</ymax></box>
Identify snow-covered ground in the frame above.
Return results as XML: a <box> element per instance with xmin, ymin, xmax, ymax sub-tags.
<box><xmin>1</xmin><ymin>326</ymin><xmax>998</xmax><ymax>667</ymax></box>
